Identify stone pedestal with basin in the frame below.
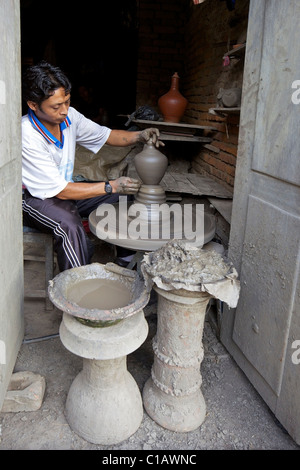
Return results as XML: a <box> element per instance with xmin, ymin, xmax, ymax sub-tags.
<box><xmin>143</xmin><ymin>287</ymin><xmax>211</xmax><ymax>432</ymax></box>
<box><xmin>141</xmin><ymin>240</ymin><xmax>240</xmax><ymax>432</ymax></box>
<box><xmin>48</xmin><ymin>262</ymin><xmax>150</xmax><ymax>445</ymax></box>
<box><xmin>60</xmin><ymin>310</ymin><xmax>148</xmax><ymax>445</ymax></box>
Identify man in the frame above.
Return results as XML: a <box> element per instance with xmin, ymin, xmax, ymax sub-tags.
<box><xmin>22</xmin><ymin>61</ymin><xmax>162</xmax><ymax>272</ymax></box>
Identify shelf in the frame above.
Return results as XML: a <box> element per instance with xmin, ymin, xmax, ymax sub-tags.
<box><xmin>209</xmin><ymin>107</ymin><xmax>241</xmax><ymax>116</ymax></box>
<box><xmin>131</xmin><ymin>118</ymin><xmax>216</xmax><ymax>142</ymax></box>
<box><xmin>207</xmin><ymin>197</ymin><xmax>233</xmax><ymax>224</ymax></box>
<box><xmin>161</xmin><ymin>173</ymin><xmax>233</xmax><ymax>199</ymax></box>
<box><xmin>132</xmin><ymin>118</ymin><xmax>217</xmax><ymax>133</ymax></box>
<box><xmin>159</xmin><ymin>132</ymin><xmax>212</xmax><ymax>143</ymax></box>
<box><xmin>223</xmin><ymin>43</ymin><xmax>246</xmax><ymax>59</ymax></box>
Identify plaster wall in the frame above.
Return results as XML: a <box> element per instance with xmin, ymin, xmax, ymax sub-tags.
<box><xmin>0</xmin><ymin>0</ymin><xmax>24</xmax><ymax>409</ymax></box>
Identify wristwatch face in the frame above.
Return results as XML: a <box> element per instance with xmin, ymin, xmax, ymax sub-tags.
<box><xmin>104</xmin><ymin>182</ymin><xmax>112</xmax><ymax>194</ymax></box>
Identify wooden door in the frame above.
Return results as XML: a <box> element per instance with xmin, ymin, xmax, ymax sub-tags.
<box><xmin>221</xmin><ymin>0</ymin><xmax>300</xmax><ymax>444</ymax></box>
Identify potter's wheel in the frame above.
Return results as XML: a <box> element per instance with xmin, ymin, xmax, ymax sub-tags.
<box><xmin>89</xmin><ymin>201</ymin><xmax>216</xmax><ymax>251</ymax></box>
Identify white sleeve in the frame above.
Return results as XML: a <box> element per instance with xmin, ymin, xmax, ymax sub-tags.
<box><xmin>72</xmin><ymin>107</ymin><xmax>112</xmax><ymax>153</ymax></box>
<box><xmin>22</xmin><ymin>133</ymin><xmax>68</xmax><ymax>200</ymax></box>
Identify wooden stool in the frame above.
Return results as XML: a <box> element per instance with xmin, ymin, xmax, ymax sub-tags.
<box><xmin>23</xmin><ymin>227</ymin><xmax>54</xmax><ymax>310</ymax></box>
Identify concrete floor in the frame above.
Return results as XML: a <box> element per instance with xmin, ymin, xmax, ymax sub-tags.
<box><xmin>0</xmin><ymin>237</ymin><xmax>299</xmax><ymax>451</ymax></box>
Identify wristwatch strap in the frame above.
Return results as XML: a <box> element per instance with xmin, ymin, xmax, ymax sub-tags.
<box><xmin>104</xmin><ymin>181</ymin><xmax>112</xmax><ymax>194</ymax></box>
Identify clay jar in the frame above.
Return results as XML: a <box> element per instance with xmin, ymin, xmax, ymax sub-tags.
<box><xmin>217</xmin><ymin>87</ymin><xmax>242</xmax><ymax>108</ymax></box>
<box><xmin>134</xmin><ymin>140</ymin><xmax>168</xmax><ymax>186</ymax></box>
<box><xmin>134</xmin><ymin>139</ymin><xmax>168</xmax><ymax>205</ymax></box>
<box><xmin>158</xmin><ymin>72</ymin><xmax>188</xmax><ymax>123</ymax></box>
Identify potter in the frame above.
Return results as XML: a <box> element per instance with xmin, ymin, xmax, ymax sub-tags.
<box><xmin>21</xmin><ymin>61</ymin><xmax>164</xmax><ymax>272</ymax></box>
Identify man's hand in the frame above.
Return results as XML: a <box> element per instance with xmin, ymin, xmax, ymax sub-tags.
<box><xmin>111</xmin><ymin>176</ymin><xmax>141</xmax><ymax>195</ymax></box>
<box><xmin>138</xmin><ymin>128</ymin><xmax>165</xmax><ymax>148</ymax></box>
<box><xmin>107</xmin><ymin>128</ymin><xmax>164</xmax><ymax>148</ymax></box>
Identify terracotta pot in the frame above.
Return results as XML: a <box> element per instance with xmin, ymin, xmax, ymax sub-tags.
<box><xmin>158</xmin><ymin>73</ymin><xmax>188</xmax><ymax>123</ymax></box>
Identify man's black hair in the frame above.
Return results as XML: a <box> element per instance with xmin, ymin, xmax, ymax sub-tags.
<box><xmin>22</xmin><ymin>61</ymin><xmax>72</xmax><ymax>106</ymax></box>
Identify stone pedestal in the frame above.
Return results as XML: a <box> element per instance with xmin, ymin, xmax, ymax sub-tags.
<box><xmin>60</xmin><ymin>310</ymin><xmax>148</xmax><ymax>445</ymax></box>
<box><xmin>143</xmin><ymin>286</ymin><xmax>211</xmax><ymax>432</ymax></box>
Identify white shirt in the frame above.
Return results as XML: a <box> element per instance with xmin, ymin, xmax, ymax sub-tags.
<box><xmin>22</xmin><ymin>106</ymin><xmax>111</xmax><ymax>200</ymax></box>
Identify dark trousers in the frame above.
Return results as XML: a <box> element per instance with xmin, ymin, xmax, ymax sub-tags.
<box><xmin>22</xmin><ymin>189</ymin><xmax>121</xmax><ymax>272</ymax></box>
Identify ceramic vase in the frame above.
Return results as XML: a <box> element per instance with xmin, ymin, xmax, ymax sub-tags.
<box><xmin>134</xmin><ymin>140</ymin><xmax>168</xmax><ymax>185</ymax></box>
<box><xmin>158</xmin><ymin>73</ymin><xmax>188</xmax><ymax>123</ymax></box>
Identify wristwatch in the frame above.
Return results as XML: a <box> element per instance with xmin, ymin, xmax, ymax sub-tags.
<box><xmin>104</xmin><ymin>181</ymin><xmax>112</xmax><ymax>194</ymax></box>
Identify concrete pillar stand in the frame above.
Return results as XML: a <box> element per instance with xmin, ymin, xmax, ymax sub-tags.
<box><xmin>143</xmin><ymin>286</ymin><xmax>211</xmax><ymax>432</ymax></box>
<box><xmin>60</xmin><ymin>310</ymin><xmax>148</xmax><ymax>445</ymax></box>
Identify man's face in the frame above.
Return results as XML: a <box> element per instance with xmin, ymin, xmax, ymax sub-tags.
<box><xmin>28</xmin><ymin>87</ymin><xmax>71</xmax><ymax>126</ymax></box>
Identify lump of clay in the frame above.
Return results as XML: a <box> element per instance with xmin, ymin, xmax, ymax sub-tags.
<box><xmin>142</xmin><ymin>240</ymin><xmax>240</xmax><ymax>308</ymax></box>
<box><xmin>142</xmin><ymin>240</ymin><xmax>230</xmax><ymax>285</ymax></box>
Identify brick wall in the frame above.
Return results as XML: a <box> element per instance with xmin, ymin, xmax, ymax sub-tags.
<box><xmin>183</xmin><ymin>0</ymin><xmax>249</xmax><ymax>190</ymax></box>
<box><xmin>136</xmin><ymin>0</ymin><xmax>250</xmax><ymax>190</ymax></box>
<box><xmin>136</xmin><ymin>0</ymin><xmax>186</xmax><ymax>108</ymax></box>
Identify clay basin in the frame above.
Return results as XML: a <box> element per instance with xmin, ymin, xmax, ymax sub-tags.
<box><xmin>48</xmin><ymin>262</ymin><xmax>150</xmax><ymax>327</ymax></box>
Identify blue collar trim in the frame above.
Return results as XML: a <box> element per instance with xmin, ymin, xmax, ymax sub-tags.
<box><xmin>28</xmin><ymin>108</ymin><xmax>71</xmax><ymax>149</ymax></box>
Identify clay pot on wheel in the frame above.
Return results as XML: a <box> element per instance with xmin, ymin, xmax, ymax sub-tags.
<box><xmin>134</xmin><ymin>140</ymin><xmax>168</xmax><ymax>185</ymax></box>
<box><xmin>158</xmin><ymin>72</ymin><xmax>188</xmax><ymax>123</ymax></box>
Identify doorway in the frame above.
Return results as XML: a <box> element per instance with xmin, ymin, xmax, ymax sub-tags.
<box><xmin>20</xmin><ymin>0</ymin><xmax>139</xmax><ymax>126</ymax></box>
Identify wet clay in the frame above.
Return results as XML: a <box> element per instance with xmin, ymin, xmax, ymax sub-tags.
<box><xmin>68</xmin><ymin>278</ymin><xmax>131</xmax><ymax>310</ymax></box>
<box><xmin>143</xmin><ymin>240</ymin><xmax>230</xmax><ymax>285</ymax></box>
<box><xmin>134</xmin><ymin>141</ymin><xmax>168</xmax><ymax>205</ymax></box>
